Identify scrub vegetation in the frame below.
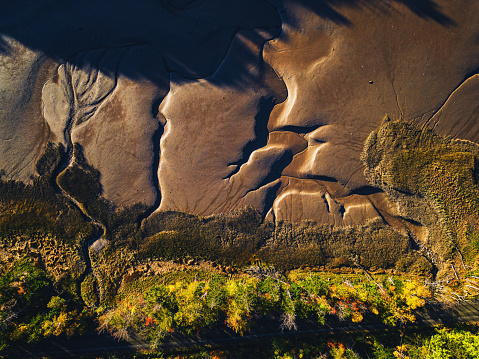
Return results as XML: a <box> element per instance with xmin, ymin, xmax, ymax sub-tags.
<box><xmin>362</xmin><ymin>118</ymin><xmax>479</xmax><ymax>272</ymax></box>
<box><xmin>2</xmin><ymin>134</ymin><xmax>479</xmax><ymax>356</ymax></box>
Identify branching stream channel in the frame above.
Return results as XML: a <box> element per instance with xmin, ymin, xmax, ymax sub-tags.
<box><xmin>54</xmin><ymin>133</ymin><xmax>108</xmax><ymax>303</ymax></box>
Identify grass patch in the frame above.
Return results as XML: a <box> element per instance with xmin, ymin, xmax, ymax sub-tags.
<box><xmin>139</xmin><ymin>208</ymin><xmax>272</xmax><ymax>267</ymax></box>
<box><xmin>56</xmin><ymin>143</ymin><xmax>113</xmax><ymax>225</ymax></box>
<box><xmin>258</xmin><ymin>219</ymin><xmax>414</xmax><ymax>271</ymax></box>
<box><xmin>362</xmin><ymin>118</ymin><xmax>479</xmax><ymax>266</ymax></box>
<box><xmin>139</xmin><ymin>210</ymin><xmax>417</xmax><ymax>274</ymax></box>
<box><xmin>0</xmin><ymin>143</ymin><xmax>95</xmax><ymax>282</ymax></box>
<box><xmin>0</xmin><ymin>143</ymin><xmax>95</xmax><ymax>244</ymax></box>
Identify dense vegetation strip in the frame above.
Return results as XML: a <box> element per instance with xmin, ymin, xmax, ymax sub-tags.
<box><xmin>98</xmin><ymin>268</ymin><xmax>431</xmax><ymax>347</ymax></box>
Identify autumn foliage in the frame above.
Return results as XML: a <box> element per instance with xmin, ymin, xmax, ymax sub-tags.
<box><xmin>98</xmin><ymin>269</ymin><xmax>431</xmax><ymax>348</ymax></box>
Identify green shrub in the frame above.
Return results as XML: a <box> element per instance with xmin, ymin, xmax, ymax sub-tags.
<box><xmin>81</xmin><ymin>273</ymin><xmax>99</xmax><ymax>307</ymax></box>
<box><xmin>409</xmin><ymin>326</ymin><xmax>479</xmax><ymax>359</ymax></box>
<box><xmin>0</xmin><ymin>259</ymin><xmax>92</xmax><ymax>349</ymax></box>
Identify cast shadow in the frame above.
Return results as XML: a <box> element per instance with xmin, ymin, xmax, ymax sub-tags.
<box><xmin>284</xmin><ymin>0</ymin><xmax>455</xmax><ymax>27</ymax></box>
<box><xmin>0</xmin><ymin>0</ymin><xmax>455</xmax><ymax>89</ymax></box>
<box><xmin>396</xmin><ymin>0</ymin><xmax>456</xmax><ymax>26</ymax></box>
<box><xmin>0</xmin><ymin>0</ymin><xmax>281</xmax><ymax>88</ymax></box>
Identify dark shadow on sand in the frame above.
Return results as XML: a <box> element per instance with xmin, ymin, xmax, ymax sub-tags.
<box><xmin>0</xmin><ymin>0</ymin><xmax>454</xmax><ymax>88</ymax></box>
